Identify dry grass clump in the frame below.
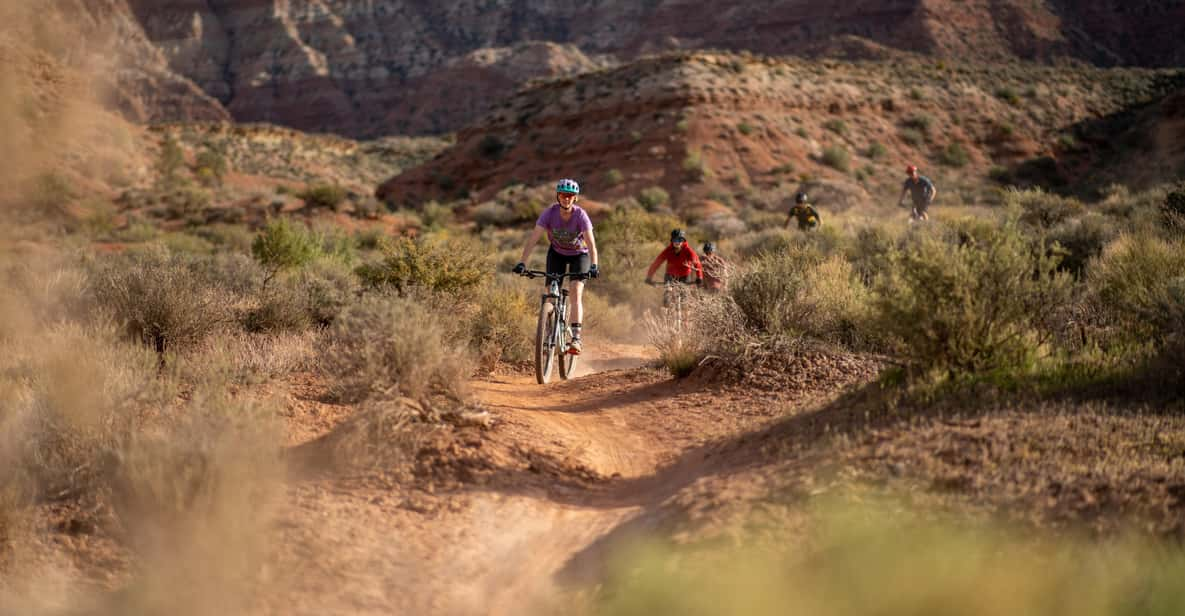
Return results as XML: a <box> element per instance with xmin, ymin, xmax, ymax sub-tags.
<box><xmin>320</xmin><ymin>294</ymin><xmax>469</xmax><ymax>404</ymax></box>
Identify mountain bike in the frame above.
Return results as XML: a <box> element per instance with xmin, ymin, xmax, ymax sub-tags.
<box><xmin>647</xmin><ymin>276</ymin><xmax>698</xmax><ymax>334</ymax></box>
<box><xmin>518</xmin><ymin>270</ymin><xmax>588</xmax><ymax>384</ymax></box>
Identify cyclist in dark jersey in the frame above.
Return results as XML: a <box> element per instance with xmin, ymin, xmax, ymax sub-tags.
<box><xmin>897</xmin><ymin>165</ymin><xmax>937</xmax><ymax>221</ymax></box>
<box><xmin>700</xmin><ymin>242</ymin><xmax>728</xmax><ymax>293</ymax></box>
<box><xmin>786</xmin><ymin>192</ymin><xmax>821</xmax><ymax>231</ymax></box>
<box><xmin>514</xmin><ymin>178</ymin><xmax>600</xmax><ymax>354</ymax></box>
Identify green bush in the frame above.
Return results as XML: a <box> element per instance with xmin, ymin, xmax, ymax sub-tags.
<box><xmin>155</xmin><ymin>135</ymin><xmax>184</xmax><ymax>188</ymax></box>
<box><xmin>939</xmin><ymin>142</ymin><xmax>970</xmax><ymax>168</ymax></box>
<box><xmin>298</xmin><ymin>184</ymin><xmax>348</xmax><ymax>209</ymax></box>
<box><xmin>605</xmin><ymin>168</ymin><xmax>625</xmax><ymax>186</ymax></box>
<box><xmin>875</xmin><ymin>219</ymin><xmax>1073</xmax><ymax>377</ymax></box>
<box><xmin>637</xmin><ymin>186</ymin><xmax>671</xmax><ymax>211</ymax></box>
<box><xmin>821</xmin><ymin>146</ymin><xmax>850</xmax><ymax>172</ymax></box>
<box><xmin>1049</xmin><ymin>214</ymin><xmax>1117</xmax><ymax>277</ymax></box>
<box><xmin>738</xmin><ymin>122</ymin><xmax>756</xmax><ymax>136</ymax></box>
<box><xmin>354</xmin><ymin>236</ymin><xmax>488</xmax><ymax>294</ymax></box>
<box><xmin>824</xmin><ymin>119</ymin><xmax>848</xmax><ymax>136</ymax></box>
<box><xmin>88</xmin><ymin>248</ymin><xmax>236</xmax><ymax>354</ymax></box>
<box><xmin>320</xmin><ymin>295</ymin><xmax>468</xmax><ymax>403</ymax></box>
<box><xmin>251</xmin><ymin>219</ymin><xmax>321</xmax><ymax>284</ymax></box>
<box><xmin>298</xmin><ymin>258</ymin><xmax>359</xmax><ymax>326</ymax></box>
<box><xmin>866</xmin><ymin>142</ymin><xmax>888</xmax><ymax>160</ymax></box>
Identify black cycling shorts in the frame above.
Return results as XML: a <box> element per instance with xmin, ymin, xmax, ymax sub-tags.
<box><xmin>546</xmin><ymin>247</ymin><xmax>590</xmax><ymax>277</ymax></box>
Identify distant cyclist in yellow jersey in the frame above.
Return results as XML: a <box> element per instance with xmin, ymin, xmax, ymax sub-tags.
<box><xmin>786</xmin><ymin>192</ymin><xmax>821</xmax><ymax>231</ymax></box>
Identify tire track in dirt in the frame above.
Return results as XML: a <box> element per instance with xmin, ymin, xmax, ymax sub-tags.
<box><xmin>265</xmin><ymin>343</ymin><xmax>704</xmax><ymax>615</ymax></box>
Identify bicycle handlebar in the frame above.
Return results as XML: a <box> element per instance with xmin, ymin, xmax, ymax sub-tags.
<box><xmin>518</xmin><ymin>270</ymin><xmax>589</xmax><ymax>282</ymax></box>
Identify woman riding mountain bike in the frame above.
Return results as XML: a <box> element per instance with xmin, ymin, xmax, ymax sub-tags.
<box><xmin>645</xmin><ymin>229</ymin><xmax>704</xmax><ymax>305</ymax></box>
<box><xmin>513</xmin><ymin>178</ymin><xmax>599</xmax><ymax>355</ymax></box>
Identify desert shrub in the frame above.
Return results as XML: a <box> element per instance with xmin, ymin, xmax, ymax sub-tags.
<box><xmin>875</xmin><ymin>219</ymin><xmax>1073</xmax><ymax>377</ymax></box>
<box><xmin>320</xmin><ymin>295</ymin><xmax>468</xmax><ymax>403</ymax></box>
<box><xmin>866</xmin><ymin>141</ymin><xmax>888</xmax><ymax>160</ymax></box>
<box><xmin>683</xmin><ymin>150</ymin><xmax>709</xmax><ymax>181</ymax></box>
<box><xmin>899</xmin><ymin>128</ymin><xmax>925</xmax><ymax>146</ymax></box>
<box><xmin>354</xmin><ymin>236</ymin><xmax>488</xmax><ymax>294</ymax></box>
<box><xmin>190</xmin><ymin>252</ymin><xmax>264</xmax><ymax>297</ymax></box>
<box><xmin>903</xmin><ymin>114</ymin><xmax>933</xmax><ymax>136</ymax></box>
<box><xmin>737</xmin><ymin>121</ymin><xmax>755</xmax><ymax>136</ymax></box>
<box><xmin>637</xmin><ymin>186</ymin><xmax>671</xmax><ymax>211</ymax></box>
<box><xmin>697</xmin><ymin>213</ymin><xmax>748</xmax><ymax>238</ymax></box>
<box><xmin>243</xmin><ymin>281</ymin><xmax>311</xmax><ymax>333</ymax></box>
<box><xmin>821</xmin><ymin>146</ymin><xmax>850</xmax><ymax>172</ymax></box>
<box><xmin>847</xmin><ymin>226</ymin><xmax>899</xmax><ymax>285</ymax></box>
<box><xmin>1049</xmin><ymin>214</ymin><xmax>1117</xmax><ymax>277</ymax></box>
<box><xmin>730</xmin><ymin>248</ymin><xmax>873</xmax><ymax>346</ymax></box>
<box><xmin>162</xmin><ymin>231</ymin><xmax>216</xmax><ymax>255</ymax></box>
<box><xmin>824</xmin><ymin>119</ymin><xmax>848</xmax><ymax>136</ymax></box>
<box><xmin>88</xmin><ymin>247</ymin><xmax>236</xmax><ymax>354</ymax></box>
<box><xmin>939</xmin><ymin>142</ymin><xmax>970</xmax><ymax>167</ymax></box>
<box><xmin>251</xmin><ymin>218</ymin><xmax>321</xmax><ymax>284</ymax></box>
<box><xmin>193</xmin><ymin>223</ymin><xmax>254</xmax><ymax>253</ymax></box>
<box><xmin>605</xmin><ymin>168</ymin><xmax>625</xmax><ymax>186</ymax></box>
<box><xmin>995</xmin><ymin>86</ymin><xmax>1021</xmax><ymax>105</ymax></box>
<box><xmin>470</xmin><ymin>280</ymin><xmax>535</xmax><ymax>369</ymax></box>
<box><xmin>478</xmin><ymin>134</ymin><xmax>508</xmax><ymax>159</ymax></box>
<box><xmin>733</xmin><ymin>228</ymin><xmax>797</xmax><ymax>260</ymax></box>
<box><xmin>194</xmin><ymin>144</ymin><xmax>229</xmax><ymax>186</ymax></box>
<box><xmin>597</xmin><ymin>205</ymin><xmax>681</xmax><ymax>246</ymax></box>
<box><xmin>1</xmin><ymin>322</ymin><xmax>159</xmax><ymax>503</ymax></box>
<box><xmin>472</xmin><ymin>202</ymin><xmax>516</xmax><ymax>229</ymax></box>
<box><xmin>155</xmin><ymin>135</ymin><xmax>184</xmax><ymax>187</ymax></box>
<box><xmin>1088</xmin><ymin>236</ymin><xmax>1185</xmax><ymax>347</ymax></box>
<box><xmin>28</xmin><ymin>171</ymin><xmax>74</xmax><ymax>211</ymax></box>
<box><xmin>297</xmin><ymin>183</ymin><xmax>347</xmax><ymax>209</ymax></box>
<box><xmin>109</xmin><ymin>393</ymin><xmax>281</xmax><ymax>614</ymax></box>
<box><xmin>1007</xmin><ymin>188</ymin><xmax>1084</xmax><ymax>229</ymax></box>
<box><xmin>297</xmin><ymin>258</ymin><xmax>359</xmax><ymax>327</ymax></box>
<box><xmin>419</xmin><ymin>201</ymin><xmax>455</xmax><ymax>230</ymax></box>
<box><xmin>1162</xmin><ymin>184</ymin><xmax>1185</xmax><ymax>230</ymax></box>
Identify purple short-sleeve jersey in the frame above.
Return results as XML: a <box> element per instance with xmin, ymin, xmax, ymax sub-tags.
<box><xmin>536</xmin><ymin>203</ymin><xmax>593</xmax><ymax>256</ymax></box>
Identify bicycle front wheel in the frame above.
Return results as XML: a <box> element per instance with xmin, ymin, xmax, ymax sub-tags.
<box><xmin>535</xmin><ymin>300</ymin><xmax>556</xmax><ymax>384</ymax></box>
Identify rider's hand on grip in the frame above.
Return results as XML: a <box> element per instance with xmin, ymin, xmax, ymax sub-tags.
<box><xmin>588</xmin><ymin>264</ymin><xmax>599</xmax><ymax>279</ymax></box>
<box><xmin>513</xmin><ymin>262</ymin><xmax>526</xmax><ymax>275</ymax></box>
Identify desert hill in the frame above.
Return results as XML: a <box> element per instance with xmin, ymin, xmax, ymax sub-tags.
<box><xmin>377</xmin><ymin>51</ymin><xmax>1185</xmax><ymax>211</ymax></box>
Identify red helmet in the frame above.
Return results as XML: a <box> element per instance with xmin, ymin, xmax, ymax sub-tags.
<box><xmin>906</xmin><ymin>165</ymin><xmax>918</xmax><ymax>174</ymax></box>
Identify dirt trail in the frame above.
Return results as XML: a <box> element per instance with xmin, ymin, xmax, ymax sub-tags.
<box><xmin>266</xmin><ymin>343</ymin><xmax>736</xmax><ymax>615</ymax></box>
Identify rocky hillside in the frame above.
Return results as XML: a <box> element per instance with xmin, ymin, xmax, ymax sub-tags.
<box><xmin>67</xmin><ymin>0</ymin><xmax>1185</xmax><ymax>137</ymax></box>
<box><xmin>377</xmin><ymin>51</ymin><xmax>1185</xmax><ymax>210</ymax></box>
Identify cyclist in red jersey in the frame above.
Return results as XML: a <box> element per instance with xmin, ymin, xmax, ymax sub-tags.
<box><xmin>645</xmin><ymin>229</ymin><xmax>704</xmax><ymax>288</ymax></box>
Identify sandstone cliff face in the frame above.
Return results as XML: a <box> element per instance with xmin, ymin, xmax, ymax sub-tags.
<box><xmin>112</xmin><ymin>0</ymin><xmax>1185</xmax><ymax>137</ymax></box>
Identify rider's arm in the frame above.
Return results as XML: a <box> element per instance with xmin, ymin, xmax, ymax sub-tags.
<box><xmin>585</xmin><ymin>228</ymin><xmax>599</xmax><ymax>268</ymax></box>
<box><xmin>646</xmin><ymin>247</ymin><xmax>669</xmax><ymax>280</ymax></box>
<box><xmin>519</xmin><ymin>225</ymin><xmax>545</xmax><ymax>264</ymax></box>
<box><xmin>928</xmin><ymin>184</ymin><xmax>938</xmax><ymax>203</ymax></box>
<box><xmin>690</xmin><ymin>249</ymin><xmax>704</xmax><ymax>281</ymax></box>
<box><xmin>897</xmin><ymin>187</ymin><xmax>908</xmax><ymax>207</ymax></box>
<box><xmin>812</xmin><ymin>207</ymin><xmax>821</xmax><ymax>225</ymax></box>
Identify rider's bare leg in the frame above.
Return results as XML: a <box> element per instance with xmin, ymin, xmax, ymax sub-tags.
<box><xmin>570</xmin><ymin>279</ymin><xmax>585</xmax><ymax>327</ymax></box>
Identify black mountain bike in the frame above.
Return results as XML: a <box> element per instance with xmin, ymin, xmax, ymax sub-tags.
<box><xmin>518</xmin><ymin>270</ymin><xmax>588</xmax><ymax>384</ymax></box>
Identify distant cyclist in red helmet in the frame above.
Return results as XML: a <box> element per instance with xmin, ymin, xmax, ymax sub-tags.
<box><xmin>898</xmin><ymin>165</ymin><xmax>937</xmax><ymax>221</ymax></box>
<box><xmin>645</xmin><ymin>229</ymin><xmax>704</xmax><ymax>305</ymax></box>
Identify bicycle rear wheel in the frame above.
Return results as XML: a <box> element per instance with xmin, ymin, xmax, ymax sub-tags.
<box><xmin>535</xmin><ymin>300</ymin><xmax>556</xmax><ymax>384</ymax></box>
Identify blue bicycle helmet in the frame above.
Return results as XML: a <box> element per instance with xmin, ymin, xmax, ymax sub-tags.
<box><xmin>556</xmin><ymin>178</ymin><xmax>580</xmax><ymax>194</ymax></box>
